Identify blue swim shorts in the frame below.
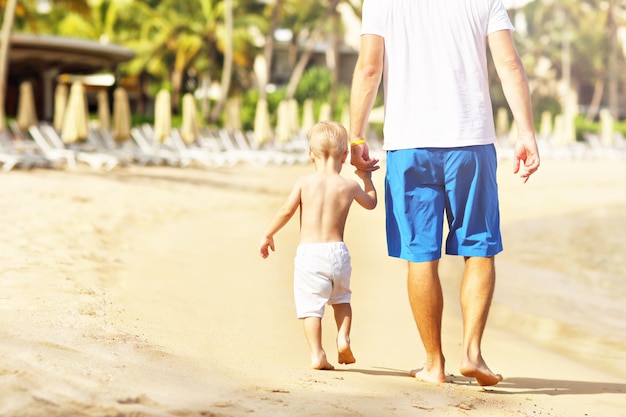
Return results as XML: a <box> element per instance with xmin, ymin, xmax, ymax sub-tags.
<box><xmin>385</xmin><ymin>145</ymin><xmax>503</xmax><ymax>262</ymax></box>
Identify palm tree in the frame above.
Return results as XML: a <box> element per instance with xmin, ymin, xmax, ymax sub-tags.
<box><xmin>0</xmin><ymin>0</ymin><xmax>92</xmax><ymax>132</ymax></box>
<box><xmin>517</xmin><ymin>0</ymin><xmax>625</xmax><ymax>121</ymax></box>
<box><xmin>0</xmin><ymin>0</ymin><xmax>18</xmax><ymax>132</ymax></box>
<box><xmin>120</xmin><ymin>0</ymin><xmax>262</xmax><ymax>120</ymax></box>
<box><xmin>210</xmin><ymin>0</ymin><xmax>233</xmax><ymax>121</ymax></box>
<box><xmin>281</xmin><ymin>0</ymin><xmax>339</xmax><ymax>102</ymax></box>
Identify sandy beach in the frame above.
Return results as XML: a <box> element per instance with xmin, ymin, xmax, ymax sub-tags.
<box><xmin>0</xmin><ymin>152</ymin><xmax>625</xmax><ymax>417</ymax></box>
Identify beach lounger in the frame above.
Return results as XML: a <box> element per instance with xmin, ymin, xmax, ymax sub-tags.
<box><xmin>130</xmin><ymin>126</ymin><xmax>184</xmax><ymax>166</ymax></box>
<box><xmin>0</xmin><ymin>131</ymin><xmax>48</xmax><ymax>171</ymax></box>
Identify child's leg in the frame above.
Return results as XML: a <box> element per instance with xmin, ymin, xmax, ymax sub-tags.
<box><xmin>301</xmin><ymin>317</ymin><xmax>334</xmax><ymax>370</ymax></box>
<box><xmin>332</xmin><ymin>303</ymin><xmax>355</xmax><ymax>364</ymax></box>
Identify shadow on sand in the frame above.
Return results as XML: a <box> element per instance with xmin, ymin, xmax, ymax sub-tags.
<box><xmin>337</xmin><ymin>368</ymin><xmax>626</xmax><ymax>397</ymax></box>
<box><xmin>450</xmin><ymin>375</ymin><xmax>626</xmax><ymax>396</ymax></box>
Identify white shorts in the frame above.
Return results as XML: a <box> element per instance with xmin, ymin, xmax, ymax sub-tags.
<box><xmin>293</xmin><ymin>242</ymin><xmax>352</xmax><ymax>319</ymax></box>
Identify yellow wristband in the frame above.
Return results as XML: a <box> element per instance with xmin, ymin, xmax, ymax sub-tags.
<box><xmin>350</xmin><ymin>139</ymin><xmax>366</xmax><ymax>147</ymax></box>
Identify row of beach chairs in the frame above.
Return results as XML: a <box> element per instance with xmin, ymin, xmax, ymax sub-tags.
<box><xmin>0</xmin><ymin>122</ymin><xmax>314</xmax><ymax>172</ymax></box>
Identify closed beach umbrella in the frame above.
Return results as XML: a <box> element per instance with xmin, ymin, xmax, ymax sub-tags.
<box><xmin>318</xmin><ymin>103</ymin><xmax>331</xmax><ymax>122</ymax></box>
<box><xmin>113</xmin><ymin>87</ymin><xmax>131</xmax><ymax>142</ymax></box>
<box><xmin>507</xmin><ymin>120</ymin><xmax>518</xmax><ymax>145</ymax></box>
<box><xmin>341</xmin><ymin>106</ymin><xmax>350</xmax><ymax>131</ymax></box>
<box><xmin>301</xmin><ymin>99</ymin><xmax>315</xmax><ymax>134</ymax></box>
<box><xmin>495</xmin><ymin>107</ymin><xmax>509</xmax><ymax>138</ymax></box>
<box><xmin>599</xmin><ymin>108</ymin><xmax>614</xmax><ymax>147</ymax></box>
<box><xmin>97</xmin><ymin>89</ymin><xmax>111</xmax><ymax>132</ymax></box>
<box><xmin>368</xmin><ymin>106</ymin><xmax>384</xmax><ymax>124</ymax></box>
<box><xmin>275</xmin><ymin>100</ymin><xmax>290</xmax><ymax>143</ymax></box>
<box><xmin>253</xmin><ymin>98</ymin><xmax>272</xmax><ymax>144</ymax></box>
<box><xmin>17</xmin><ymin>81</ymin><xmax>38</xmax><ymax>130</ymax></box>
<box><xmin>225</xmin><ymin>97</ymin><xmax>242</xmax><ymax>132</ymax></box>
<box><xmin>153</xmin><ymin>89</ymin><xmax>172</xmax><ymax>143</ymax></box>
<box><xmin>539</xmin><ymin>111</ymin><xmax>553</xmax><ymax>139</ymax></box>
<box><xmin>180</xmin><ymin>93</ymin><xmax>199</xmax><ymax>144</ymax></box>
<box><xmin>61</xmin><ymin>81</ymin><xmax>89</xmax><ymax>144</ymax></box>
<box><xmin>53</xmin><ymin>84</ymin><xmax>68</xmax><ymax>131</ymax></box>
<box><xmin>287</xmin><ymin>98</ymin><xmax>300</xmax><ymax>135</ymax></box>
<box><xmin>254</xmin><ymin>55</ymin><xmax>268</xmax><ymax>90</ymax></box>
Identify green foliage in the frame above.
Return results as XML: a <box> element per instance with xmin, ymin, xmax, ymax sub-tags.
<box><xmin>573</xmin><ymin>115</ymin><xmax>626</xmax><ymax>142</ymax></box>
<box><xmin>294</xmin><ymin>66</ymin><xmax>332</xmax><ymax>103</ymax></box>
<box><xmin>575</xmin><ymin>115</ymin><xmax>598</xmax><ymax>141</ymax></box>
<box><xmin>294</xmin><ymin>66</ymin><xmax>350</xmax><ymax>121</ymax></box>
<box><xmin>532</xmin><ymin>94</ymin><xmax>561</xmax><ymax>129</ymax></box>
<box><xmin>240</xmin><ymin>90</ymin><xmax>257</xmax><ymax>130</ymax></box>
<box><xmin>615</xmin><ymin>121</ymin><xmax>626</xmax><ymax>136</ymax></box>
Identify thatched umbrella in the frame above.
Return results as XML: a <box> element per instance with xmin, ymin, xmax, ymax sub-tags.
<box><xmin>97</xmin><ymin>89</ymin><xmax>110</xmax><ymax>132</ymax></box>
<box><xmin>318</xmin><ymin>103</ymin><xmax>331</xmax><ymax>122</ymax></box>
<box><xmin>153</xmin><ymin>89</ymin><xmax>171</xmax><ymax>143</ymax></box>
<box><xmin>600</xmin><ymin>108</ymin><xmax>615</xmax><ymax>147</ymax></box>
<box><xmin>539</xmin><ymin>111</ymin><xmax>553</xmax><ymax>139</ymax></box>
<box><xmin>275</xmin><ymin>100</ymin><xmax>291</xmax><ymax>142</ymax></box>
<box><xmin>252</xmin><ymin>54</ymin><xmax>272</xmax><ymax>144</ymax></box>
<box><xmin>301</xmin><ymin>99</ymin><xmax>315</xmax><ymax>134</ymax></box>
<box><xmin>253</xmin><ymin>98</ymin><xmax>272</xmax><ymax>144</ymax></box>
<box><xmin>340</xmin><ymin>106</ymin><xmax>350</xmax><ymax>131</ymax></box>
<box><xmin>61</xmin><ymin>81</ymin><xmax>89</xmax><ymax>144</ymax></box>
<box><xmin>113</xmin><ymin>87</ymin><xmax>131</xmax><ymax>142</ymax></box>
<box><xmin>53</xmin><ymin>84</ymin><xmax>68</xmax><ymax>131</ymax></box>
<box><xmin>495</xmin><ymin>107</ymin><xmax>509</xmax><ymax>139</ymax></box>
<box><xmin>224</xmin><ymin>96</ymin><xmax>242</xmax><ymax>132</ymax></box>
<box><xmin>287</xmin><ymin>98</ymin><xmax>300</xmax><ymax>136</ymax></box>
<box><xmin>180</xmin><ymin>93</ymin><xmax>199</xmax><ymax>144</ymax></box>
<box><xmin>16</xmin><ymin>81</ymin><xmax>37</xmax><ymax>130</ymax></box>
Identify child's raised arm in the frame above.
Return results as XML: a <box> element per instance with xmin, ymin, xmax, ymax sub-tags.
<box><xmin>258</xmin><ymin>179</ymin><xmax>303</xmax><ymax>258</ymax></box>
<box><xmin>353</xmin><ymin>169</ymin><xmax>377</xmax><ymax>210</ymax></box>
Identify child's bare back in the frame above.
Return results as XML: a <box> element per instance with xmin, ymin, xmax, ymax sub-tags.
<box><xmin>297</xmin><ymin>170</ymin><xmax>375</xmax><ymax>244</ymax></box>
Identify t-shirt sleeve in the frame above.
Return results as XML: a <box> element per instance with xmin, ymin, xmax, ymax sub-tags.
<box><xmin>361</xmin><ymin>0</ymin><xmax>386</xmax><ymax>36</ymax></box>
<box><xmin>487</xmin><ymin>0</ymin><xmax>515</xmax><ymax>34</ymax></box>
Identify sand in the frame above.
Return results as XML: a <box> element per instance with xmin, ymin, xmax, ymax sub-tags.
<box><xmin>0</xmin><ymin>155</ymin><xmax>624</xmax><ymax>417</ymax></box>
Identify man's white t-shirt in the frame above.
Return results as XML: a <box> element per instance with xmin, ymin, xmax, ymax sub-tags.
<box><xmin>361</xmin><ymin>0</ymin><xmax>515</xmax><ymax>149</ymax></box>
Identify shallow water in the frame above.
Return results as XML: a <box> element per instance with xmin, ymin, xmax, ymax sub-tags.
<box><xmin>495</xmin><ymin>206</ymin><xmax>626</xmax><ymax>378</ymax></box>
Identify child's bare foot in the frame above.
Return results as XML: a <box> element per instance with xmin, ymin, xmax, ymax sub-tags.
<box><xmin>409</xmin><ymin>367</ymin><xmax>447</xmax><ymax>383</ymax></box>
<box><xmin>460</xmin><ymin>358</ymin><xmax>503</xmax><ymax>386</ymax></box>
<box><xmin>337</xmin><ymin>345</ymin><xmax>356</xmax><ymax>365</ymax></box>
<box><xmin>311</xmin><ymin>352</ymin><xmax>334</xmax><ymax>370</ymax></box>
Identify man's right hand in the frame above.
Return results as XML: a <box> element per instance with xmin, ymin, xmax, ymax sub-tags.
<box><xmin>350</xmin><ymin>143</ymin><xmax>380</xmax><ymax>172</ymax></box>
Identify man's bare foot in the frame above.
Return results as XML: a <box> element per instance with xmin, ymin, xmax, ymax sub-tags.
<box><xmin>311</xmin><ymin>352</ymin><xmax>334</xmax><ymax>370</ymax></box>
<box><xmin>460</xmin><ymin>358</ymin><xmax>503</xmax><ymax>386</ymax></box>
<box><xmin>409</xmin><ymin>367</ymin><xmax>447</xmax><ymax>383</ymax></box>
<box><xmin>337</xmin><ymin>345</ymin><xmax>356</xmax><ymax>365</ymax></box>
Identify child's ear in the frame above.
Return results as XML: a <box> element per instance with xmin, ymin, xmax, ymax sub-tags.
<box><xmin>341</xmin><ymin>149</ymin><xmax>349</xmax><ymax>163</ymax></box>
<box><xmin>309</xmin><ymin>149</ymin><xmax>315</xmax><ymax>163</ymax></box>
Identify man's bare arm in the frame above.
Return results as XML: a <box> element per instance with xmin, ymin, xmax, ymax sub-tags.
<box><xmin>489</xmin><ymin>30</ymin><xmax>540</xmax><ymax>183</ymax></box>
<box><xmin>349</xmin><ymin>34</ymin><xmax>384</xmax><ymax>172</ymax></box>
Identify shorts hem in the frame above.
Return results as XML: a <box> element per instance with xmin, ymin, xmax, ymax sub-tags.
<box><xmin>446</xmin><ymin>248</ymin><xmax>503</xmax><ymax>257</ymax></box>
<box><xmin>296</xmin><ymin>312</ymin><xmax>323</xmax><ymax>319</ymax></box>
<box><xmin>388</xmin><ymin>252</ymin><xmax>441</xmax><ymax>262</ymax></box>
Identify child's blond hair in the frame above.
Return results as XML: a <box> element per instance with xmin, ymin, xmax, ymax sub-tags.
<box><xmin>307</xmin><ymin>121</ymin><xmax>348</xmax><ymax>159</ymax></box>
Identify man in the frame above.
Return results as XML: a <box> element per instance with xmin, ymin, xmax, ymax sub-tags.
<box><xmin>349</xmin><ymin>0</ymin><xmax>540</xmax><ymax>386</ymax></box>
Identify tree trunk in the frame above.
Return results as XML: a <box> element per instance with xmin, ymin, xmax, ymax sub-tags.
<box><xmin>585</xmin><ymin>78</ymin><xmax>604</xmax><ymax>121</ymax></box>
<box><xmin>606</xmin><ymin>0</ymin><xmax>619</xmax><ymax>118</ymax></box>
<box><xmin>327</xmin><ymin>0</ymin><xmax>340</xmax><ymax>116</ymax></box>
<box><xmin>259</xmin><ymin>0</ymin><xmax>282</xmax><ymax>101</ymax></box>
<box><xmin>171</xmin><ymin>68</ymin><xmax>183</xmax><ymax>114</ymax></box>
<box><xmin>284</xmin><ymin>29</ymin><xmax>324</xmax><ymax>100</ymax></box>
<box><xmin>0</xmin><ymin>0</ymin><xmax>18</xmax><ymax>133</ymax></box>
<box><xmin>210</xmin><ymin>0</ymin><xmax>233</xmax><ymax>122</ymax></box>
